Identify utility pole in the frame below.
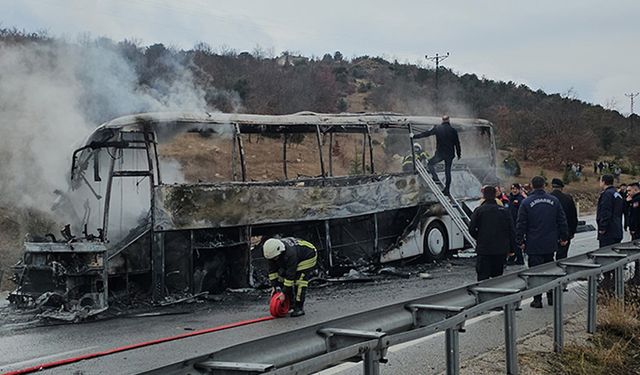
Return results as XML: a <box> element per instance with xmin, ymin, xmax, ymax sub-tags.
<box><xmin>426</xmin><ymin>52</ymin><xmax>450</xmax><ymax>113</ymax></box>
<box><xmin>425</xmin><ymin>52</ymin><xmax>450</xmax><ymax>90</ymax></box>
<box><xmin>625</xmin><ymin>92</ymin><xmax>639</xmax><ymax>116</ymax></box>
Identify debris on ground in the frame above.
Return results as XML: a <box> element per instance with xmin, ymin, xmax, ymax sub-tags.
<box><xmin>227</xmin><ymin>288</ymin><xmax>254</xmax><ymax>293</ymax></box>
<box><xmin>378</xmin><ymin>267</ymin><xmax>411</xmax><ymax>278</ymax></box>
<box><xmin>326</xmin><ymin>269</ymin><xmax>377</xmax><ymax>283</ymax></box>
<box><xmin>419</xmin><ymin>272</ymin><xmax>433</xmax><ymax>279</ymax></box>
<box><xmin>159</xmin><ymin>292</ymin><xmax>208</xmax><ymax>307</ymax></box>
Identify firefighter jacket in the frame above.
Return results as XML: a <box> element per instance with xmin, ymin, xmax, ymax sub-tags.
<box><xmin>414</xmin><ymin>122</ymin><xmax>461</xmax><ymax>159</ymax></box>
<box><xmin>550</xmin><ymin>189</ymin><xmax>578</xmax><ymax>237</ymax></box>
<box><xmin>469</xmin><ymin>200</ymin><xmax>517</xmax><ymax>256</ymax></box>
<box><xmin>267</xmin><ymin>237</ymin><xmax>317</xmax><ymax>289</ymax></box>
<box><xmin>402</xmin><ymin>151</ymin><xmax>429</xmax><ymax>171</ymax></box>
<box><xmin>596</xmin><ymin>186</ymin><xmax>624</xmax><ymax>241</ymax></box>
<box><xmin>516</xmin><ymin>189</ymin><xmax>569</xmax><ymax>255</ymax></box>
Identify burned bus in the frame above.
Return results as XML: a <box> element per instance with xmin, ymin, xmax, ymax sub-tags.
<box><xmin>9</xmin><ymin>112</ymin><xmax>497</xmax><ymax>318</ymax></box>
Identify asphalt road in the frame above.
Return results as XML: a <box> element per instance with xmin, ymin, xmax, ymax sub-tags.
<box><xmin>0</xmin><ymin>215</ymin><xmax>613</xmax><ymax>374</ymax></box>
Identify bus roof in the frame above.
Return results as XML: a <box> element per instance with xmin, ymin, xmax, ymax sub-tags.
<box><xmin>82</xmin><ymin>111</ymin><xmax>493</xmax><ymax>145</ymax></box>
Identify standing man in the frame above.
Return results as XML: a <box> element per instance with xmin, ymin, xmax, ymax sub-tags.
<box><xmin>626</xmin><ymin>183</ymin><xmax>640</xmax><ymax>283</ymax></box>
<box><xmin>619</xmin><ymin>183</ymin><xmax>629</xmax><ymax>231</ymax></box>
<box><xmin>469</xmin><ymin>185</ymin><xmax>517</xmax><ymax>281</ymax></box>
<box><xmin>516</xmin><ymin>176</ymin><xmax>569</xmax><ymax>308</ymax></box>
<box><xmin>412</xmin><ymin>115</ymin><xmax>461</xmax><ymax>196</ymax></box>
<box><xmin>596</xmin><ymin>174</ymin><xmax>624</xmax><ymax>248</ymax></box>
<box><xmin>550</xmin><ymin>178</ymin><xmax>578</xmax><ymax>260</ymax></box>
<box><xmin>627</xmin><ymin>182</ymin><xmax>640</xmax><ymax>240</ymax></box>
<box><xmin>507</xmin><ymin>183</ymin><xmax>526</xmax><ymax>265</ymax></box>
<box><xmin>263</xmin><ymin>237</ymin><xmax>318</xmax><ymax>317</ymax></box>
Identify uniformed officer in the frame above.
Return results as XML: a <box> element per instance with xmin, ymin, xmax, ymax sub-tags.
<box><xmin>516</xmin><ymin>176</ymin><xmax>569</xmax><ymax>308</ymax></box>
<box><xmin>627</xmin><ymin>182</ymin><xmax>640</xmax><ymax>240</ymax></box>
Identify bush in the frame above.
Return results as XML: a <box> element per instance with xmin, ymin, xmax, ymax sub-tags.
<box><xmin>563</xmin><ymin>168</ymin><xmax>580</xmax><ymax>185</ymax></box>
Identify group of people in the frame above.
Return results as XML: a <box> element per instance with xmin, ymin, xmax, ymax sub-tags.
<box><xmin>470</xmin><ymin>176</ymin><xmax>578</xmax><ymax>308</ymax></box>
<box><xmin>565</xmin><ymin>162</ymin><xmax>584</xmax><ymax>178</ymax></box>
<box><xmin>470</xmin><ymin>173</ymin><xmax>640</xmax><ymax>308</ymax></box>
<box><xmin>595</xmin><ymin>160</ymin><xmax>623</xmax><ymax>182</ymax></box>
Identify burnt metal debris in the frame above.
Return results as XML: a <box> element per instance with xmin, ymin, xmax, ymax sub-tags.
<box><xmin>9</xmin><ymin>112</ymin><xmax>497</xmax><ymax>320</ymax></box>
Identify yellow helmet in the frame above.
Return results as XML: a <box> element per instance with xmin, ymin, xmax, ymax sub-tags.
<box><xmin>263</xmin><ymin>238</ymin><xmax>285</xmax><ymax>259</ymax></box>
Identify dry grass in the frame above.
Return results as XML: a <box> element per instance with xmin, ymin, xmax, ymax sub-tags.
<box><xmin>544</xmin><ymin>286</ymin><xmax>640</xmax><ymax>375</ymax></box>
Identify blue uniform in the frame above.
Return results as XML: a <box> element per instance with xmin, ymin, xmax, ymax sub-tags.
<box><xmin>596</xmin><ymin>186</ymin><xmax>624</xmax><ymax>245</ymax></box>
<box><xmin>516</xmin><ymin>189</ymin><xmax>569</xmax><ymax>255</ymax></box>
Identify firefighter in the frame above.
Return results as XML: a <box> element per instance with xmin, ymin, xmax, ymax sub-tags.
<box><xmin>411</xmin><ymin>115</ymin><xmax>461</xmax><ymax>196</ymax></box>
<box><xmin>402</xmin><ymin>143</ymin><xmax>429</xmax><ymax>172</ymax></box>
<box><xmin>263</xmin><ymin>237</ymin><xmax>317</xmax><ymax>317</ymax></box>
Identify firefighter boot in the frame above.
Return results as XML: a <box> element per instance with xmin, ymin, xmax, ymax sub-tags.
<box><xmin>290</xmin><ymin>285</ymin><xmax>306</xmax><ymax>317</ymax></box>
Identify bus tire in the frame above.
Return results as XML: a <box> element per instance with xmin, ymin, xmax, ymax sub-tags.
<box><xmin>423</xmin><ymin>221</ymin><xmax>449</xmax><ymax>261</ymax></box>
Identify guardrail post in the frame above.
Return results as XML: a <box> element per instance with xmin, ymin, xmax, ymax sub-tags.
<box><xmin>615</xmin><ymin>265</ymin><xmax>625</xmax><ymax>301</ymax></box>
<box><xmin>504</xmin><ymin>302</ymin><xmax>518</xmax><ymax>375</ymax></box>
<box><xmin>445</xmin><ymin>327</ymin><xmax>460</xmax><ymax>375</ymax></box>
<box><xmin>587</xmin><ymin>275</ymin><xmax>597</xmax><ymax>334</ymax></box>
<box><xmin>553</xmin><ymin>285</ymin><xmax>564</xmax><ymax>353</ymax></box>
<box><xmin>363</xmin><ymin>349</ymin><xmax>380</xmax><ymax>375</ymax></box>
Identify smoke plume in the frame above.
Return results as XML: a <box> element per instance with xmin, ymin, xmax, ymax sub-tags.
<box><xmin>0</xmin><ymin>37</ymin><xmax>211</xmax><ymax>222</ymax></box>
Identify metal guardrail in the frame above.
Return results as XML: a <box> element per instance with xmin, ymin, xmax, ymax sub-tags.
<box><xmin>143</xmin><ymin>241</ymin><xmax>640</xmax><ymax>375</ymax></box>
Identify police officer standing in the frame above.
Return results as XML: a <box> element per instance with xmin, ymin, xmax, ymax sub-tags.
<box><xmin>627</xmin><ymin>182</ymin><xmax>640</xmax><ymax>283</ymax></box>
<box><xmin>411</xmin><ymin>115</ymin><xmax>461</xmax><ymax>196</ymax></box>
<box><xmin>627</xmin><ymin>182</ymin><xmax>640</xmax><ymax>240</ymax></box>
<box><xmin>596</xmin><ymin>174</ymin><xmax>624</xmax><ymax>248</ymax></box>
<box><xmin>550</xmin><ymin>178</ymin><xmax>578</xmax><ymax>260</ymax></box>
<box><xmin>516</xmin><ymin>176</ymin><xmax>569</xmax><ymax>308</ymax></box>
<box><xmin>469</xmin><ymin>185</ymin><xmax>517</xmax><ymax>281</ymax></box>
<box><xmin>506</xmin><ymin>183</ymin><xmax>526</xmax><ymax>265</ymax></box>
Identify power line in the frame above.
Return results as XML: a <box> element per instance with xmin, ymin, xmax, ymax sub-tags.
<box><xmin>625</xmin><ymin>92</ymin><xmax>639</xmax><ymax>116</ymax></box>
<box><xmin>425</xmin><ymin>52</ymin><xmax>450</xmax><ymax>90</ymax></box>
<box><xmin>425</xmin><ymin>52</ymin><xmax>450</xmax><ymax>113</ymax></box>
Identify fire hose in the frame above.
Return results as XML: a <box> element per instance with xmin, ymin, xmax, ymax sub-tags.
<box><xmin>3</xmin><ymin>315</ymin><xmax>276</xmax><ymax>375</ymax></box>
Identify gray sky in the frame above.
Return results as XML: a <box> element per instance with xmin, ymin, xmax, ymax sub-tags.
<box><xmin>3</xmin><ymin>0</ymin><xmax>639</xmax><ymax>113</ymax></box>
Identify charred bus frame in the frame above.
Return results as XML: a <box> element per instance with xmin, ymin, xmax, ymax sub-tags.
<box><xmin>12</xmin><ymin>112</ymin><xmax>497</xmax><ymax>314</ymax></box>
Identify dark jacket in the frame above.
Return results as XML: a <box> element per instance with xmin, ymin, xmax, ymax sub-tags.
<box><xmin>508</xmin><ymin>192</ymin><xmax>526</xmax><ymax>224</ymax></box>
<box><xmin>550</xmin><ymin>189</ymin><xmax>579</xmax><ymax>237</ymax></box>
<box><xmin>516</xmin><ymin>189</ymin><xmax>569</xmax><ymax>255</ymax></box>
<box><xmin>628</xmin><ymin>193</ymin><xmax>640</xmax><ymax>237</ymax></box>
<box><xmin>597</xmin><ymin>186</ymin><xmax>624</xmax><ymax>241</ymax></box>
<box><xmin>414</xmin><ymin>122</ymin><xmax>461</xmax><ymax>159</ymax></box>
<box><xmin>469</xmin><ymin>200</ymin><xmax>517</xmax><ymax>256</ymax></box>
<box><xmin>267</xmin><ymin>237</ymin><xmax>317</xmax><ymax>287</ymax></box>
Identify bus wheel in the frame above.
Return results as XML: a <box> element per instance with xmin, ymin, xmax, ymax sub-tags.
<box><xmin>423</xmin><ymin>221</ymin><xmax>449</xmax><ymax>261</ymax></box>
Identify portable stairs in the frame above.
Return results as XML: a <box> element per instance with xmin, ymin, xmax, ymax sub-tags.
<box><xmin>414</xmin><ymin>162</ymin><xmax>477</xmax><ymax>248</ymax></box>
